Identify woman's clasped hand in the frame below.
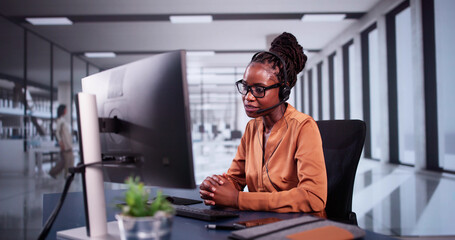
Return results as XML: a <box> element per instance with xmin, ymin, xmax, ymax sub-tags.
<box><xmin>199</xmin><ymin>173</ymin><xmax>239</xmax><ymax>208</ymax></box>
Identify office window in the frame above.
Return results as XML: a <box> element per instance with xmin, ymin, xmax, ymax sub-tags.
<box><xmin>328</xmin><ymin>52</ymin><xmax>345</xmax><ymax>120</ymax></box>
<box><xmin>307</xmin><ymin>69</ymin><xmax>314</xmax><ymax>117</ymax></box>
<box><xmin>315</xmin><ymin>62</ymin><xmax>324</xmax><ymax>120</ymax></box>
<box><xmin>361</xmin><ymin>23</ymin><xmax>380</xmax><ymax>159</ymax></box>
<box><xmin>328</xmin><ymin>54</ymin><xmax>335</xmax><ymax>119</ymax></box>
<box><xmin>312</xmin><ymin>67</ymin><xmax>319</xmax><ymax>120</ymax></box>
<box><xmin>300</xmin><ymin>74</ymin><xmax>305</xmax><ymax>113</ymax></box>
<box><xmin>342</xmin><ymin>40</ymin><xmax>353</xmax><ymax>119</ymax></box>
<box><xmin>304</xmin><ymin>70</ymin><xmax>311</xmax><ymax>116</ymax></box>
<box><xmin>395</xmin><ymin>7</ymin><xmax>414</xmax><ymax>165</ymax></box>
<box><xmin>322</xmin><ymin>59</ymin><xmax>330</xmax><ymax>120</ymax></box>
<box><xmin>333</xmin><ymin>53</ymin><xmax>344</xmax><ymax>119</ymax></box>
<box><xmin>435</xmin><ymin>0</ymin><xmax>455</xmax><ymax>171</ymax></box>
<box><xmin>348</xmin><ymin>42</ymin><xmax>362</xmax><ymax>120</ymax></box>
<box><xmin>368</xmin><ymin>29</ymin><xmax>382</xmax><ymax>160</ymax></box>
<box><xmin>294</xmin><ymin>74</ymin><xmax>302</xmax><ymax>111</ymax></box>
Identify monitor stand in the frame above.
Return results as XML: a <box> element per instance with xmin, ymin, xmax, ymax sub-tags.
<box><xmin>61</xmin><ymin>93</ymin><xmax>108</xmax><ymax>239</ymax></box>
<box><xmin>57</xmin><ymin>221</ymin><xmax>120</xmax><ymax>240</ymax></box>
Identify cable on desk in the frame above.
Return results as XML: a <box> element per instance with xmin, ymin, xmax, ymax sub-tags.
<box><xmin>37</xmin><ymin>160</ymin><xmax>129</xmax><ymax>240</ymax></box>
<box><xmin>37</xmin><ymin>172</ymin><xmax>75</xmax><ymax>240</ymax></box>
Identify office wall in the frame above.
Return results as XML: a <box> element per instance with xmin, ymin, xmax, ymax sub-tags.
<box><xmin>297</xmin><ymin>0</ymin><xmax>455</xmax><ymax>171</ymax></box>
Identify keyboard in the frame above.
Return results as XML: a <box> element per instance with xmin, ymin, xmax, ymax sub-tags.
<box><xmin>150</xmin><ymin>196</ymin><xmax>202</xmax><ymax>206</ymax></box>
<box><xmin>173</xmin><ymin>205</ymin><xmax>239</xmax><ymax>221</ymax></box>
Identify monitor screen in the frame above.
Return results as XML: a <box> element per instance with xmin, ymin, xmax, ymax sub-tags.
<box><xmin>80</xmin><ymin>50</ymin><xmax>195</xmax><ymax>189</ymax></box>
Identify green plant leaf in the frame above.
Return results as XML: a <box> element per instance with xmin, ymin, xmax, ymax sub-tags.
<box><xmin>120</xmin><ymin>176</ymin><xmax>174</xmax><ymax>217</ymax></box>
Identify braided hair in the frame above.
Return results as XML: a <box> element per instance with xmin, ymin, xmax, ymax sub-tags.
<box><xmin>251</xmin><ymin>32</ymin><xmax>307</xmax><ymax>88</ymax></box>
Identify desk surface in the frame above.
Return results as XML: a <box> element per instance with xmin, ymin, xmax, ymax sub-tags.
<box><xmin>43</xmin><ymin>187</ymin><xmax>396</xmax><ymax>240</ymax></box>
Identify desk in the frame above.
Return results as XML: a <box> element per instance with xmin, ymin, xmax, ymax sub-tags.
<box><xmin>43</xmin><ymin>188</ymin><xmax>396</xmax><ymax>240</ymax></box>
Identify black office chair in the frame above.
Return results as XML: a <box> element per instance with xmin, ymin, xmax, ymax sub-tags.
<box><xmin>316</xmin><ymin>120</ymin><xmax>366</xmax><ymax>225</ymax></box>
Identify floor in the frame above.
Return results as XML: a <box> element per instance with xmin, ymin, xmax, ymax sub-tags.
<box><xmin>353</xmin><ymin>159</ymin><xmax>455</xmax><ymax>238</ymax></box>
<box><xmin>1</xmin><ymin>142</ymin><xmax>455</xmax><ymax>240</ymax></box>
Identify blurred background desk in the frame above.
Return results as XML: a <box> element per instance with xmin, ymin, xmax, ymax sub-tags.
<box><xmin>33</xmin><ymin>146</ymin><xmax>60</xmax><ymax>176</ymax></box>
<box><xmin>43</xmin><ymin>188</ymin><xmax>397</xmax><ymax>240</ymax></box>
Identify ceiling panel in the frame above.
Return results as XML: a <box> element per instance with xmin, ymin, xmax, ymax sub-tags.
<box><xmin>0</xmin><ymin>0</ymin><xmax>382</xmax><ymax>15</ymax></box>
<box><xmin>0</xmin><ymin>0</ymin><xmax>382</xmax><ymax>70</ymax></box>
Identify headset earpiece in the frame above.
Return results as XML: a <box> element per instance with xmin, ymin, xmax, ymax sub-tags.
<box><xmin>280</xmin><ymin>85</ymin><xmax>291</xmax><ymax>101</ymax></box>
<box><xmin>251</xmin><ymin>51</ymin><xmax>291</xmax><ymax>102</ymax></box>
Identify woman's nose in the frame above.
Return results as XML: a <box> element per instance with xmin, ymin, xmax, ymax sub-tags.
<box><xmin>245</xmin><ymin>90</ymin><xmax>256</xmax><ymax>101</ymax></box>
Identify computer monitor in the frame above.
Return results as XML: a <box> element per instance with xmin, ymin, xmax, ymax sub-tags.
<box><xmin>80</xmin><ymin>50</ymin><xmax>195</xmax><ymax>189</ymax></box>
<box><xmin>74</xmin><ymin>50</ymin><xmax>196</xmax><ymax>237</ymax></box>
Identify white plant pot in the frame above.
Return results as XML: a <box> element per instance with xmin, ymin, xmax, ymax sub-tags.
<box><xmin>115</xmin><ymin>212</ymin><xmax>173</xmax><ymax>240</ymax></box>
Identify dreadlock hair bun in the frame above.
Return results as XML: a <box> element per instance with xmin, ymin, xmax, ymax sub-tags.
<box><xmin>269</xmin><ymin>32</ymin><xmax>307</xmax><ymax>88</ymax></box>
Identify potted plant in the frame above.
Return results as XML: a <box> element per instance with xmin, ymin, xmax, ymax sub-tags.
<box><xmin>116</xmin><ymin>176</ymin><xmax>175</xmax><ymax>240</ymax></box>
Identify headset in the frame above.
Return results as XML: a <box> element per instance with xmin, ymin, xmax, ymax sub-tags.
<box><xmin>251</xmin><ymin>51</ymin><xmax>291</xmax><ymax>111</ymax></box>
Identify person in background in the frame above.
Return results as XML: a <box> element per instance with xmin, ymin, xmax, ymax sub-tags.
<box><xmin>199</xmin><ymin>32</ymin><xmax>327</xmax><ymax>216</ymax></box>
<box><xmin>49</xmin><ymin>104</ymin><xmax>74</xmax><ymax>179</ymax></box>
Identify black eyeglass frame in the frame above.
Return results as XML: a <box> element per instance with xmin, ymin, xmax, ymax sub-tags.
<box><xmin>235</xmin><ymin>80</ymin><xmax>282</xmax><ymax>98</ymax></box>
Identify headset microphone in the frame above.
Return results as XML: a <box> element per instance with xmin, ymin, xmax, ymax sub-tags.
<box><xmin>256</xmin><ymin>99</ymin><xmax>285</xmax><ymax>114</ymax></box>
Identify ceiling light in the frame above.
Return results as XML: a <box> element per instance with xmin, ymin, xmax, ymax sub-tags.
<box><xmin>301</xmin><ymin>14</ymin><xmax>346</xmax><ymax>22</ymax></box>
<box><xmin>186</xmin><ymin>51</ymin><xmax>215</xmax><ymax>57</ymax></box>
<box><xmin>26</xmin><ymin>17</ymin><xmax>73</xmax><ymax>25</ymax></box>
<box><xmin>170</xmin><ymin>15</ymin><xmax>213</xmax><ymax>24</ymax></box>
<box><xmin>84</xmin><ymin>52</ymin><xmax>116</xmax><ymax>58</ymax></box>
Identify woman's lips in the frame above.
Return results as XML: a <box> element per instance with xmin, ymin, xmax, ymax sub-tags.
<box><xmin>244</xmin><ymin>104</ymin><xmax>259</xmax><ymax>113</ymax></box>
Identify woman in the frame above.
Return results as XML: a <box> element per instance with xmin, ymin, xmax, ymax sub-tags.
<box><xmin>199</xmin><ymin>32</ymin><xmax>327</xmax><ymax>215</ymax></box>
<box><xmin>49</xmin><ymin>104</ymin><xmax>74</xmax><ymax>179</ymax></box>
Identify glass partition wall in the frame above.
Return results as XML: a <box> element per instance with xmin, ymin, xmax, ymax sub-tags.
<box><xmin>0</xmin><ymin>15</ymin><xmax>99</xmax><ymax>176</ymax></box>
<box><xmin>0</xmin><ymin>11</ymin><xmax>243</xmax><ymax>182</ymax></box>
<box><xmin>0</xmin><ymin>17</ymin><xmax>26</xmax><ymax>174</ymax></box>
<box><xmin>26</xmin><ymin>33</ymin><xmax>52</xmax><ymax>149</ymax></box>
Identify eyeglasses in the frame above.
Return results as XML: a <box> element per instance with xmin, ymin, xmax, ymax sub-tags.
<box><xmin>235</xmin><ymin>80</ymin><xmax>281</xmax><ymax>98</ymax></box>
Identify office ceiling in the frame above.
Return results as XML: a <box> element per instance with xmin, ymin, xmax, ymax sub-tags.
<box><xmin>0</xmin><ymin>0</ymin><xmax>382</xmax><ymax>71</ymax></box>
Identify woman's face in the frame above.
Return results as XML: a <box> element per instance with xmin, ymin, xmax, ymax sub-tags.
<box><xmin>241</xmin><ymin>62</ymin><xmax>281</xmax><ymax>118</ymax></box>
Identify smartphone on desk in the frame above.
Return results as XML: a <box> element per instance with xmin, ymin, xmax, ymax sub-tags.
<box><xmin>233</xmin><ymin>217</ymin><xmax>283</xmax><ymax>228</ymax></box>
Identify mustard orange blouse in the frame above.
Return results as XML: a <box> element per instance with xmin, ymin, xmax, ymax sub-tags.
<box><xmin>226</xmin><ymin>104</ymin><xmax>327</xmax><ymax>213</ymax></box>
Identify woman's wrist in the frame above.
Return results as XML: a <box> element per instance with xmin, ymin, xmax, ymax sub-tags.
<box><xmin>234</xmin><ymin>191</ymin><xmax>240</xmax><ymax>209</ymax></box>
